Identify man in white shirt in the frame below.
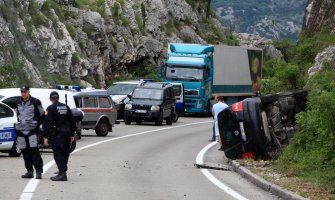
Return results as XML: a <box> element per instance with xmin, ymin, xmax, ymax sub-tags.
<box><xmin>212</xmin><ymin>96</ymin><xmax>228</xmax><ymax>142</ymax></box>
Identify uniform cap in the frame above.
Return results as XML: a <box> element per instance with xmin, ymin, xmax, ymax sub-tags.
<box><xmin>20</xmin><ymin>85</ymin><xmax>30</xmax><ymax>92</ymax></box>
<box><xmin>50</xmin><ymin>91</ymin><xmax>59</xmax><ymax>99</ymax></box>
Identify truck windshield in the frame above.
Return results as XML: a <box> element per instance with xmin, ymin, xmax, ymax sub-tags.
<box><xmin>107</xmin><ymin>84</ymin><xmax>138</xmax><ymax>95</ymax></box>
<box><xmin>165</xmin><ymin>66</ymin><xmax>204</xmax><ymax>81</ymax></box>
<box><xmin>132</xmin><ymin>88</ymin><xmax>163</xmax><ymax>100</ymax></box>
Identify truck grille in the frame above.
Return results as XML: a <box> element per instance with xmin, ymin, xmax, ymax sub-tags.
<box><xmin>185</xmin><ymin>99</ymin><xmax>196</xmax><ymax>104</ymax></box>
<box><xmin>184</xmin><ymin>90</ymin><xmax>199</xmax><ymax>96</ymax></box>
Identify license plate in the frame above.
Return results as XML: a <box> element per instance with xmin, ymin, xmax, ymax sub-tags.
<box><xmin>0</xmin><ymin>131</ymin><xmax>13</xmax><ymax>141</ymax></box>
<box><xmin>135</xmin><ymin>110</ymin><xmax>147</xmax><ymax>113</ymax></box>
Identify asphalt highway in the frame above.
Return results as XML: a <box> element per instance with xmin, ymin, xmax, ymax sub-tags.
<box><xmin>0</xmin><ymin>117</ymin><xmax>280</xmax><ymax>200</ymax></box>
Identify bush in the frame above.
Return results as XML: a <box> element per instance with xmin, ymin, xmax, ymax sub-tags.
<box><xmin>165</xmin><ymin>19</ymin><xmax>175</xmax><ymax>36</ymax></box>
<box><xmin>66</xmin><ymin>23</ymin><xmax>76</xmax><ymax>38</ymax></box>
<box><xmin>71</xmin><ymin>53</ymin><xmax>81</xmax><ymax>65</ymax></box>
<box><xmin>277</xmin><ymin>67</ymin><xmax>335</xmax><ymax>189</ymax></box>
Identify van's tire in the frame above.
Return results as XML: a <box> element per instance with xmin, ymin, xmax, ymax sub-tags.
<box><xmin>95</xmin><ymin>119</ymin><xmax>109</xmax><ymax>136</ymax></box>
<box><xmin>124</xmin><ymin>116</ymin><xmax>131</xmax><ymax>125</ymax></box>
<box><xmin>166</xmin><ymin>111</ymin><xmax>173</xmax><ymax>125</ymax></box>
<box><xmin>136</xmin><ymin>120</ymin><xmax>142</xmax><ymax>125</ymax></box>
<box><xmin>8</xmin><ymin>137</ymin><xmax>21</xmax><ymax>157</ymax></box>
<box><xmin>75</xmin><ymin>121</ymin><xmax>82</xmax><ymax>140</ymax></box>
<box><xmin>155</xmin><ymin>112</ymin><xmax>163</xmax><ymax>126</ymax></box>
<box><xmin>172</xmin><ymin>111</ymin><xmax>179</xmax><ymax>122</ymax></box>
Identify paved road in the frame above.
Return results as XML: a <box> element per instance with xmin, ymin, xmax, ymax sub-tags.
<box><xmin>0</xmin><ymin>117</ymin><xmax>280</xmax><ymax>200</ymax></box>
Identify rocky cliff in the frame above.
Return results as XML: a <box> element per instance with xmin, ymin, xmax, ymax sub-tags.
<box><xmin>0</xmin><ymin>0</ymin><xmax>225</xmax><ymax>88</ymax></box>
<box><xmin>303</xmin><ymin>0</ymin><xmax>335</xmax><ymax>36</ymax></box>
<box><xmin>302</xmin><ymin>0</ymin><xmax>335</xmax><ymax>77</ymax></box>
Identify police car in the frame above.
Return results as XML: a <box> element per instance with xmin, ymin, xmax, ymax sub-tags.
<box><xmin>0</xmin><ymin>102</ymin><xmax>21</xmax><ymax>157</ymax></box>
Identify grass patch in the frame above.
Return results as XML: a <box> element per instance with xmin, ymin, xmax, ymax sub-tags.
<box><xmin>66</xmin><ymin>23</ymin><xmax>76</xmax><ymax>38</ymax></box>
<box><xmin>71</xmin><ymin>52</ymin><xmax>81</xmax><ymax>65</ymax></box>
<box><xmin>165</xmin><ymin>19</ymin><xmax>175</xmax><ymax>36</ymax></box>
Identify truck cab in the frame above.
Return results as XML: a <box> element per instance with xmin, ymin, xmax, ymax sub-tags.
<box><xmin>159</xmin><ymin>44</ymin><xmax>214</xmax><ymax>115</ymax></box>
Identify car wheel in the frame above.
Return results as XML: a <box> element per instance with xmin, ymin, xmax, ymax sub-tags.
<box><xmin>136</xmin><ymin>120</ymin><xmax>142</xmax><ymax>125</ymax></box>
<box><xmin>172</xmin><ymin>111</ymin><xmax>179</xmax><ymax>123</ymax></box>
<box><xmin>166</xmin><ymin>111</ymin><xmax>173</xmax><ymax>125</ymax></box>
<box><xmin>76</xmin><ymin>122</ymin><xmax>82</xmax><ymax>140</ymax></box>
<box><xmin>8</xmin><ymin>137</ymin><xmax>21</xmax><ymax>157</ymax></box>
<box><xmin>95</xmin><ymin>119</ymin><xmax>109</xmax><ymax>136</ymax></box>
<box><xmin>155</xmin><ymin>112</ymin><xmax>163</xmax><ymax>126</ymax></box>
<box><xmin>124</xmin><ymin>116</ymin><xmax>131</xmax><ymax>125</ymax></box>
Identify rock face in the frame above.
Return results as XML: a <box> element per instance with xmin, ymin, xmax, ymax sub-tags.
<box><xmin>302</xmin><ymin>0</ymin><xmax>335</xmax><ymax>77</ymax></box>
<box><xmin>0</xmin><ymin>0</ymin><xmax>221</xmax><ymax>88</ymax></box>
<box><xmin>303</xmin><ymin>0</ymin><xmax>335</xmax><ymax>36</ymax></box>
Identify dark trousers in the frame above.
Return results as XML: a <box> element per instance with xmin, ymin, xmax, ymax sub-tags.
<box><xmin>22</xmin><ymin>147</ymin><xmax>43</xmax><ymax>173</ymax></box>
<box><xmin>51</xmin><ymin>132</ymin><xmax>71</xmax><ymax>172</ymax></box>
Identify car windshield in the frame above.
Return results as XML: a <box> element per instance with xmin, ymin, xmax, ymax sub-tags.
<box><xmin>132</xmin><ymin>88</ymin><xmax>163</xmax><ymax>100</ymax></box>
<box><xmin>107</xmin><ymin>84</ymin><xmax>138</xmax><ymax>95</ymax></box>
<box><xmin>165</xmin><ymin>65</ymin><xmax>204</xmax><ymax>81</ymax></box>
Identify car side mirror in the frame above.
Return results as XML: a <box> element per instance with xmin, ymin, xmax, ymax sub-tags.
<box><xmin>127</xmin><ymin>94</ymin><xmax>132</xmax><ymax>99</ymax></box>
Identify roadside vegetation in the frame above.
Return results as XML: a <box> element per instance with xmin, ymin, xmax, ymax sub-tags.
<box><xmin>260</xmin><ymin>28</ymin><xmax>335</xmax><ymax>198</ymax></box>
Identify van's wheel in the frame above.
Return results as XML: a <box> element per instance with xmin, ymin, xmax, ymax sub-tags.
<box><xmin>124</xmin><ymin>116</ymin><xmax>131</xmax><ymax>125</ymax></box>
<box><xmin>172</xmin><ymin>111</ymin><xmax>179</xmax><ymax>123</ymax></box>
<box><xmin>166</xmin><ymin>111</ymin><xmax>173</xmax><ymax>125</ymax></box>
<box><xmin>155</xmin><ymin>112</ymin><xmax>163</xmax><ymax>126</ymax></box>
<box><xmin>95</xmin><ymin>119</ymin><xmax>109</xmax><ymax>136</ymax></box>
<box><xmin>76</xmin><ymin>122</ymin><xmax>82</xmax><ymax>140</ymax></box>
<box><xmin>136</xmin><ymin>120</ymin><xmax>142</xmax><ymax>125</ymax></box>
<box><xmin>8</xmin><ymin>137</ymin><xmax>21</xmax><ymax>157</ymax></box>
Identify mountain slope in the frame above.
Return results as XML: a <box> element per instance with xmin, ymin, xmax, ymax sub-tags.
<box><xmin>212</xmin><ymin>0</ymin><xmax>308</xmax><ymax>40</ymax></box>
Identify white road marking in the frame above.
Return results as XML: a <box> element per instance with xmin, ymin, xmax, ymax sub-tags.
<box><xmin>20</xmin><ymin>121</ymin><xmax>211</xmax><ymax>200</ymax></box>
<box><xmin>196</xmin><ymin>142</ymin><xmax>249</xmax><ymax>200</ymax></box>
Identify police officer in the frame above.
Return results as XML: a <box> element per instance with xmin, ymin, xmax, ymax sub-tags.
<box><xmin>15</xmin><ymin>86</ymin><xmax>44</xmax><ymax>179</ymax></box>
<box><xmin>42</xmin><ymin>91</ymin><xmax>75</xmax><ymax>181</ymax></box>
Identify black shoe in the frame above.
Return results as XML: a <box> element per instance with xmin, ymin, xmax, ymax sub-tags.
<box><xmin>50</xmin><ymin>172</ymin><xmax>67</xmax><ymax>181</ymax></box>
<box><xmin>21</xmin><ymin>171</ymin><xmax>33</xmax><ymax>179</ymax></box>
<box><xmin>35</xmin><ymin>172</ymin><xmax>42</xmax><ymax>179</ymax></box>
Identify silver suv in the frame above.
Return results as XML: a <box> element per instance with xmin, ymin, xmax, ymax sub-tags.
<box><xmin>73</xmin><ymin>89</ymin><xmax>117</xmax><ymax>137</ymax></box>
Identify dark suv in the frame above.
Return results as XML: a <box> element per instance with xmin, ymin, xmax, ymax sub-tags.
<box><xmin>123</xmin><ymin>82</ymin><xmax>176</xmax><ymax>126</ymax></box>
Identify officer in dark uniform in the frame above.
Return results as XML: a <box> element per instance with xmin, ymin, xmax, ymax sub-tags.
<box><xmin>15</xmin><ymin>85</ymin><xmax>44</xmax><ymax>179</ymax></box>
<box><xmin>42</xmin><ymin>91</ymin><xmax>75</xmax><ymax>181</ymax></box>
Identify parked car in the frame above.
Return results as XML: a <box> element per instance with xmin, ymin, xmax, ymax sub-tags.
<box><xmin>72</xmin><ymin>89</ymin><xmax>117</xmax><ymax>137</ymax></box>
<box><xmin>107</xmin><ymin>80</ymin><xmax>141</xmax><ymax>119</ymax></box>
<box><xmin>0</xmin><ymin>102</ymin><xmax>21</xmax><ymax>157</ymax></box>
<box><xmin>123</xmin><ymin>82</ymin><xmax>176</xmax><ymax>126</ymax></box>
<box><xmin>217</xmin><ymin>90</ymin><xmax>308</xmax><ymax>160</ymax></box>
<box><xmin>107</xmin><ymin>80</ymin><xmax>154</xmax><ymax>119</ymax></box>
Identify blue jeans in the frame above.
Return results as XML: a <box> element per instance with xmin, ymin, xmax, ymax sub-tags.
<box><xmin>211</xmin><ymin>123</ymin><xmax>215</xmax><ymax>141</ymax></box>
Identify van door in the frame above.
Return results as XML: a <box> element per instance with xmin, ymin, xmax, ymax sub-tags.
<box><xmin>172</xmin><ymin>83</ymin><xmax>185</xmax><ymax>116</ymax></box>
